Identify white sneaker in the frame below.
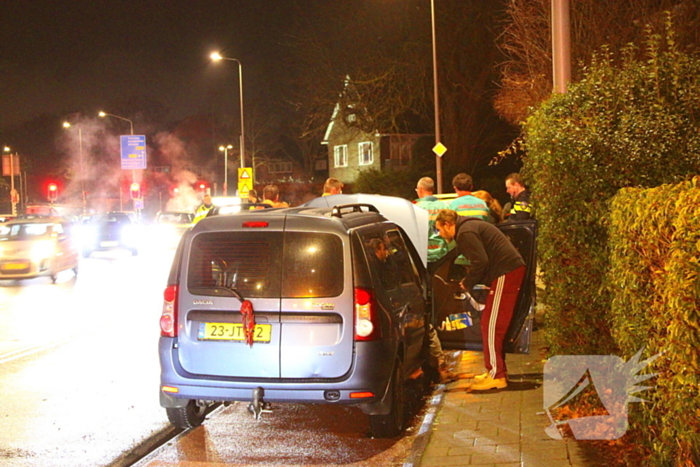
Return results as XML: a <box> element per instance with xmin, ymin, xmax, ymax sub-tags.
<box><xmin>473</xmin><ymin>372</ymin><xmax>489</xmax><ymax>382</ymax></box>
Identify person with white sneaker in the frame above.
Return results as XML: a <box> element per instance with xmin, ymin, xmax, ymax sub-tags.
<box><xmin>435</xmin><ymin>209</ymin><xmax>526</xmax><ymax>391</ymax></box>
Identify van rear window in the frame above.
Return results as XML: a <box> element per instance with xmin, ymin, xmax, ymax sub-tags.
<box><xmin>188</xmin><ymin>232</ymin><xmax>343</xmax><ymax>298</ymax></box>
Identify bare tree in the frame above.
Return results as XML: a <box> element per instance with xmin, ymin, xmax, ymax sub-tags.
<box><xmin>282</xmin><ymin>0</ymin><xmax>518</xmax><ymax>177</ymax></box>
<box><xmin>495</xmin><ymin>0</ymin><xmax>700</xmax><ymax>125</ymax></box>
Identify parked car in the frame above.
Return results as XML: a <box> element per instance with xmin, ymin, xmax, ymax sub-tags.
<box><xmin>158</xmin><ymin>195</ymin><xmax>537</xmax><ymax>438</ymax></box>
<box><xmin>159</xmin><ymin>199</ymin><xmax>434</xmax><ymax>438</ymax></box>
<box><xmin>78</xmin><ymin>211</ymin><xmax>140</xmax><ymax>257</ymax></box>
<box><xmin>308</xmin><ymin>195</ymin><xmax>539</xmax><ymax>353</ymax></box>
<box><xmin>0</xmin><ymin>217</ymin><xmax>79</xmax><ymax>282</ymax></box>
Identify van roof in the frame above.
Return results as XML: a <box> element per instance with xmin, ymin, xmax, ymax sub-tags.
<box><xmin>304</xmin><ymin>194</ymin><xmax>429</xmax><ymax>267</ymax></box>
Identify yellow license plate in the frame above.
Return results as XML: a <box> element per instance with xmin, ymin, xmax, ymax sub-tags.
<box><xmin>199</xmin><ymin>322</ymin><xmax>272</xmax><ymax>343</ymax></box>
<box><xmin>1</xmin><ymin>262</ymin><xmax>28</xmax><ymax>271</ymax></box>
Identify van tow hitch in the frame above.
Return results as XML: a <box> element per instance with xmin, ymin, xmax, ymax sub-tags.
<box><xmin>247</xmin><ymin>387</ymin><xmax>272</xmax><ymax>420</ymax></box>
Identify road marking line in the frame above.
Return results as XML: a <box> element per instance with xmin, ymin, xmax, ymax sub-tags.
<box><xmin>0</xmin><ymin>340</ymin><xmax>70</xmax><ymax>364</ymax></box>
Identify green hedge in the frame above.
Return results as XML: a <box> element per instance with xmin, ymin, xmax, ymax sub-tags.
<box><xmin>522</xmin><ymin>21</ymin><xmax>700</xmax><ymax>356</ymax></box>
<box><xmin>608</xmin><ymin>178</ymin><xmax>700</xmax><ymax>465</ymax></box>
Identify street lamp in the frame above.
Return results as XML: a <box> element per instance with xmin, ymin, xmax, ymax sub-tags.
<box><xmin>98</xmin><ymin>111</ymin><xmax>134</xmax><ymax>135</ymax></box>
<box><xmin>219</xmin><ymin>144</ymin><xmax>233</xmax><ymax>196</ymax></box>
<box><xmin>62</xmin><ymin>122</ymin><xmax>86</xmax><ymax>213</ymax></box>
<box><xmin>3</xmin><ymin>146</ymin><xmax>19</xmax><ymax>215</ymax></box>
<box><xmin>430</xmin><ymin>0</ymin><xmax>444</xmax><ymax>194</ymax></box>
<box><xmin>210</xmin><ymin>52</ymin><xmax>246</xmax><ymax>171</ymax></box>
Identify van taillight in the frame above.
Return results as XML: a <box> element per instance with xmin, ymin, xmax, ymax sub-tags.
<box><xmin>242</xmin><ymin>221</ymin><xmax>269</xmax><ymax>228</ymax></box>
<box><xmin>354</xmin><ymin>287</ymin><xmax>381</xmax><ymax>341</ymax></box>
<box><xmin>160</xmin><ymin>285</ymin><xmax>178</xmax><ymax>337</ymax></box>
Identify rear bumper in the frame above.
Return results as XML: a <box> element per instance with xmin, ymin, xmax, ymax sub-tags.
<box><xmin>159</xmin><ymin>337</ymin><xmax>394</xmax><ymax>408</ymax></box>
<box><xmin>0</xmin><ymin>258</ymin><xmax>54</xmax><ymax>279</ymax></box>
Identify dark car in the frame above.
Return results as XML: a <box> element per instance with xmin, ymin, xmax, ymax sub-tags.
<box><xmin>158</xmin><ymin>195</ymin><xmax>537</xmax><ymax>438</ymax></box>
<box><xmin>79</xmin><ymin>211</ymin><xmax>140</xmax><ymax>257</ymax></box>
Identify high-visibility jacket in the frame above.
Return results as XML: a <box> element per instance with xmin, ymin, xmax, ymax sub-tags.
<box><xmin>193</xmin><ymin>204</ymin><xmax>213</xmax><ymax>224</ymax></box>
<box><xmin>416</xmin><ymin>195</ymin><xmax>453</xmax><ymax>262</ymax></box>
<box><xmin>448</xmin><ymin>194</ymin><xmax>489</xmax><ymax>221</ymax></box>
<box><xmin>509</xmin><ymin>190</ymin><xmax>532</xmax><ymax>220</ymax></box>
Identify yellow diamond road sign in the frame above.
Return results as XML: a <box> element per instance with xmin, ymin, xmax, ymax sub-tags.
<box><xmin>433</xmin><ymin>142</ymin><xmax>447</xmax><ymax>157</ymax></box>
<box><xmin>238</xmin><ymin>168</ymin><xmax>253</xmax><ymax>198</ymax></box>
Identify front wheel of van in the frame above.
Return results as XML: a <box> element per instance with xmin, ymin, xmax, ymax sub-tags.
<box><xmin>369</xmin><ymin>361</ymin><xmax>405</xmax><ymax>438</ymax></box>
<box><xmin>166</xmin><ymin>400</ymin><xmax>208</xmax><ymax>429</ymax></box>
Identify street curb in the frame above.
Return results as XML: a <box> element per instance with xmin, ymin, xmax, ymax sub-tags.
<box><xmin>105</xmin><ymin>424</ymin><xmax>183</xmax><ymax>467</ymax></box>
<box><xmin>403</xmin><ymin>384</ymin><xmax>446</xmax><ymax>467</ymax></box>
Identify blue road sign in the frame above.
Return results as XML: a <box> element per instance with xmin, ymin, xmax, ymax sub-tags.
<box><xmin>120</xmin><ymin>135</ymin><xmax>147</xmax><ymax>170</ymax></box>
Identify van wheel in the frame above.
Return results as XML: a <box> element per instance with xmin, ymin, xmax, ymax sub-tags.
<box><xmin>369</xmin><ymin>361</ymin><xmax>405</xmax><ymax>438</ymax></box>
<box><xmin>166</xmin><ymin>400</ymin><xmax>208</xmax><ymax>429</ymax></box>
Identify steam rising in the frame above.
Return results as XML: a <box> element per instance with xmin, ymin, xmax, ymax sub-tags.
<box><xmin>60</xmin><ymin>117</ymin><xmax>208</xmax><ymax>216</ymax></box>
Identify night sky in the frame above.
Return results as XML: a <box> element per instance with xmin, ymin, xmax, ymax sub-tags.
<box><xmin>0</xmin><ymin>0</ymin><xmax>298</xmax><ymax>128</ymax></box>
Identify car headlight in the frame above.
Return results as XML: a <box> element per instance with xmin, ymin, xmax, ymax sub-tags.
<box><xmin>30</xmin><ymin>241</ymin><xmax>56</xmax><ymax>261</ymax></box>
<box><xmin>75</xmin><ymin>226</ymin><xmax>98</xmax><ymax>246</ymax></box>
<box><xmin>121</xmin><ymin>225</ymin><xmax>139</xmax><ymax>245</ymax></box>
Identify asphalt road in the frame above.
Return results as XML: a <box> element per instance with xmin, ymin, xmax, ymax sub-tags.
<box><xmin>0</xmin><ymin>241</ymin><xmax>437</xmax><ymax>467</ymax></box>
<box><xmin>0</xmin><ymin>247</ymin><xmax>173</xmax><ymax>467</ymax></box>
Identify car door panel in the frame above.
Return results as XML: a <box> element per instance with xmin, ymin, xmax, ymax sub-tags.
<box><xmin>432</xmin><ymin>220</ymin><xmax>537</xmax><ymax>354</ymax></box>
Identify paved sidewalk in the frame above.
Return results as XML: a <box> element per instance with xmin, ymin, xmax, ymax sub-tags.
<box><xmin>416</xmin><ymin>328</ymin><xmax>610</xmax><ymax>467</ymax></box>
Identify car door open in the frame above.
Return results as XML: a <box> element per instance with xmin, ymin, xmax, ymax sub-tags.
<box><xmin>431</xmin><ymin>220</ymin><xmax>538</xmax><ymax>354</ymax></box>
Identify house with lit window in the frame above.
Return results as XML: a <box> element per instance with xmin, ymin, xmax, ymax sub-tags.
<box><xmin>322</xmin><ymin>81</ymin><xmax>431</xmax><ymax>185</ymax></box>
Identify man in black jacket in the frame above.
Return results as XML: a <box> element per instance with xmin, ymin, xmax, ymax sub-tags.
<box><xmin>505</xmin><ymin>173</ymin><xmax>532</xmax><ymax>220</ymax></box>
<box><xmin>435</xmin><ymin>209</ymin><xmax>526</xmax><ymax>390</ymax></box>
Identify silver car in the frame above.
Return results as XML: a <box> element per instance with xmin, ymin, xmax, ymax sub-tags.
<box><xmin>158</xmin><ymin>195</ymin><xmax>538</xmax><ymax>438</ymax></box>
<box><xmin>159</xmin><ymin>201</ymin><xmax>432</xmax><ymax>438</ymax></box>
<box><xmin>0</xmin><ymin>217</ymin><xmax>79</xmax><ymax>282</ymax></box>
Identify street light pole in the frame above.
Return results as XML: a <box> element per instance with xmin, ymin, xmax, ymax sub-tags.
<box><xmin>430</xmin><ymin>0</ymin><xmax>443</xmax><ymax>194</ymax></box>
<box><xmin>62</xmin><ymin>123</ymin><xmax>86</xmax><ymax>213</ymax></box>
<box><xmin>99</xmin><ymin>111</ymin><xmax>137</xmax><ymax>212</ymax></box>
<box><xmin>210</xmin><ymin>53</ymin><xmax>246</xmax><ymax>170</ymax></box>
<box><xmin>219</xmin><ymin>144</ymin><xmax>233</xmax><ymax>196</ymax></box>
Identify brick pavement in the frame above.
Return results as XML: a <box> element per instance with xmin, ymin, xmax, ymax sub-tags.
<box><xmin>415</xmin><ymin>328</ymin><xmax>611</xmax><ymax>467</ymax></box>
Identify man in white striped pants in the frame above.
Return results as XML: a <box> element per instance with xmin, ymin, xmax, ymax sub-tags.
<box><xmin>435</xmin><ymin>209</ymin><xmax>526</xmax><ymax>390</ymax></box>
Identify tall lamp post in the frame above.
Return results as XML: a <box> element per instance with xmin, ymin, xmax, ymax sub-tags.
<box><xmin>3</xmin><ymin>146</ymin><xmax>19</xmax><ymax>215</ymax></box>
<box><xmin>210</xmin><ymin>52</ymin><xmax>246</xmax><ymax>172</ymax></box>
<box><xmin>219</xmin><ymin>144</ymin><xmax>233</xmax><ymax>196</ymax></box>
<box><xmin>99</xmin><ymin>111</ymin><xmax>137</xmax><ymax>212</ymax></box>
<box><xmin>62</xmin><ymin>122</ymin><xmax>86</xmax><ymax>213</ymax></box>
<box><xmin>430</xmin><ymin>0</ymin><xmax>444</xmax><ymax>194</ymax></box>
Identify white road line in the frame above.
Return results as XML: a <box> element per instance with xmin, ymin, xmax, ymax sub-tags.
<box><xmin>0</xmin><ymin>340</ymin><xmax>70</xmax><ymax>364</ymax></box>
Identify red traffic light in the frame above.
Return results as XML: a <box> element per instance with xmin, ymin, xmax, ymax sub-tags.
<box><xmin>130</xmin><ymin>182</ymin><xmax>141</xmax><ymax>200</ymax></box>
<box><xmin>47</xmin><ymin>183</ymin><xmax>58</xmax><ymax>202</ymax></box>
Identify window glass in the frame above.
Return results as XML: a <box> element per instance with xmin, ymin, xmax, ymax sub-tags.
<box><xmin>0</xmin><ymin>223</ymin><xmax>52</xmax><ymax>241</ymax></box>
<box><xmin>359</xmin><ymin>141</ymin><xmax>373</xmax><ymax>165</ymax></box>
<box><xmin>362</xmin><ymin>233</ymin><xmax>401</xmax><ymax>291</ymax></box>
<box><xmin>386</xmin><ymin>229</ymin><xmax>420</xmax><ymax>286</ymax></box>
<box><xmin>189</xmin><ymin>232</ymin><xmax>283</xmax><ymax>298</ymax></box>
<box><xmin>188</xmin><ymin>231</ymin><xmax>343</xmax><ymax>298</ymax></box>
<box><xmin>334</xmin><ymin>145</ymin><xmax>348</xmax><ymax>167</ymax></box>
<box><xmin>282</xmin><ymin>233</ymin><xmax>343</xmax><ymax>298</ymax></box>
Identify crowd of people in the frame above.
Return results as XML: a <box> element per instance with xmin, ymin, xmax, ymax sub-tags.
<box><xmin>191</xmin><ymin>172</ymin><xmax>532</xmax><ymax>391</ymax></box>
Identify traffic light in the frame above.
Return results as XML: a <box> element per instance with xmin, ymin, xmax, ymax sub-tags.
<box><xmin>47</xmin><ymin>183</ymin><xmax>58</xmax><ymax>202</ymax></box>
<box><xmin>130</xmin><ymin>182</ymin><xmax>141</xmax><ymax>200</ymax></box>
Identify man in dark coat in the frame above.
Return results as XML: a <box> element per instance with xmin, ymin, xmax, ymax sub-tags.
<box><xmin>435</xmin><ymin>209</ymin><xmax>526</xmax><ymax>390</ymax></box>
<box><xmin>505</xmin><ymin>173</ymin><xmax>532</xmax><ymax>220</ymax></box>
